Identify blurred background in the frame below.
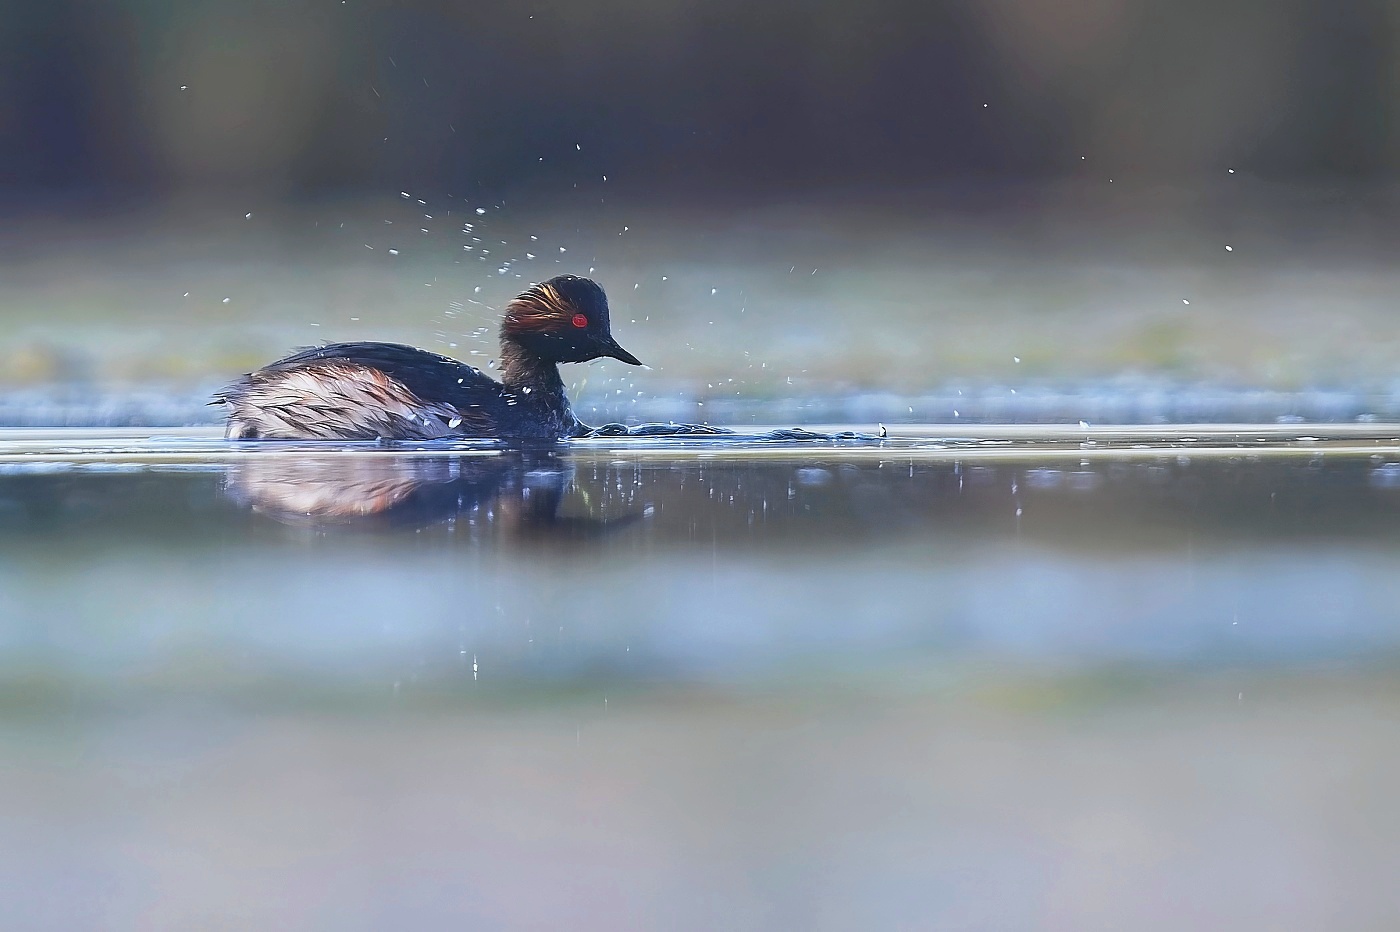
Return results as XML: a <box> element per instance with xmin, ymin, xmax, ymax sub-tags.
<box><xmin>6</xmin><ymin>0</ymin><xmax>1396</xmax><ymax>194</ymax></box>
<box><xmin>2</xmin><ymin>0</ymin><xmax>1399</xmax><ymax>423</ymax></box>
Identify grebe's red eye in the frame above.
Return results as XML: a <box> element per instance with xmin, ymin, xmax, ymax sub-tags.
<box><xmin>571</xmin><ymin>313</ymin><xmax>588</xmax><ymax>328</ymax></box>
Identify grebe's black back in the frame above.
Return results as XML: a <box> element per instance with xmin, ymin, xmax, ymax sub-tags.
<box><xmin>216</xmin><ymin>275</ymin><xmax>641</xmax><ymax>440</ymax></box>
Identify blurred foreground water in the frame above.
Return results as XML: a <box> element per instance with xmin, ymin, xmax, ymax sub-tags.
<box><xmin>3</xmin><ymin>427</ymin><xmax>1400</xmax><ymax>928</ymax></box>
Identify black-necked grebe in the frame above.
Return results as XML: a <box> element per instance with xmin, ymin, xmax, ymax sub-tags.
<box><xmin>216</xmin><ymin>275</ymin><xmax>641</xmax><ymax>440</ymax></box>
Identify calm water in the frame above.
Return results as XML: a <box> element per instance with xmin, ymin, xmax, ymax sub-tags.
<box><xmin>8</xmin><ymin>425</ymin><xmax>1400</xmax><ymax>923</ymax></box>
<box><xmin>4</xmin><ymin>425</ymin><xmax>1400</xmax><ymax>929</ymax></box>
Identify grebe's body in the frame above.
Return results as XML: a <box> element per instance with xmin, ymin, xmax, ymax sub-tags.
<box><xmin>218</xmin><ymin>340</ymin><xmax>581</xmax><ymax>440</ymax></box>
<box><xmin>216</xmin><ymin>275</ymin><xmax>640</xmax><ymax>441</ymax></box>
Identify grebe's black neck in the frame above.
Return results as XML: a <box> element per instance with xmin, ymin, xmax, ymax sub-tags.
<box><xmin>497</xmin><ymin>336</ymin><xmax>581</xmax><ymax>437</ymax></box>
<box><xmin>499</xmin><ymin>337</ymin><xmax>566</xmax><ymax>397</ymax></box>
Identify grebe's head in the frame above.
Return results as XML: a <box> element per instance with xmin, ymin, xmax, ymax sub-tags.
<box><xmin>501</xmin><ymin>275</ymin><xmax>642</xmax><ymax>366</ymax></box>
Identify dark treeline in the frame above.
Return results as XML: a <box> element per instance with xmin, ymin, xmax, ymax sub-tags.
<box><xmin>0</xmin><ymin>0</ymin><xmax>1394</xmax><ymax>202</ymax></box>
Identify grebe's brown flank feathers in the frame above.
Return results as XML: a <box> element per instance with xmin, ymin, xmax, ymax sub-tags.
<box><xmin>502</xmin><ymin>275</ymin><xmax>642</xmax><ymax>366</ymax></box>
<box><xmin>216</xmin><ymin>343</ymin><xmax>496</xmax><ymax>440</ymax></box>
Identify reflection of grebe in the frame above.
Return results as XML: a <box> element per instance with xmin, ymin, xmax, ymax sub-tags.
<box><xmin>224</xmin><ymin>454</ymin><xmax>637</xmax><ymax>536</ymax></box>
<box><xmin>216</xmin><ymin>275</ymin><xmax>642</xmax><ymax>441</ymax></box>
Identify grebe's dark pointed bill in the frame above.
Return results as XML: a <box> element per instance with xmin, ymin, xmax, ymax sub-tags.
<box><xmin>603</xmin><ymin>339</ymin><xmax>643</xmax><ymax>366</ymax></box>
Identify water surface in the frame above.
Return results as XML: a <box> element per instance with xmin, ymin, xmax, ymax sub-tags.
<box><xmin>3</xmin><ymin>425</ymin><xmax>1400</xmax><ymax>929</ymax></box>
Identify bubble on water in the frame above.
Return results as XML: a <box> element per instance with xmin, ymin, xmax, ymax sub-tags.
<box><xmin>476</xmin><ymin>207</ymin><xmax>486</xmax><ymax>215</ymax></box>
<box><xmin>221</xmin><ymin>297</ymin><xmax>231</xmax><ymax>303</ymax></box>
